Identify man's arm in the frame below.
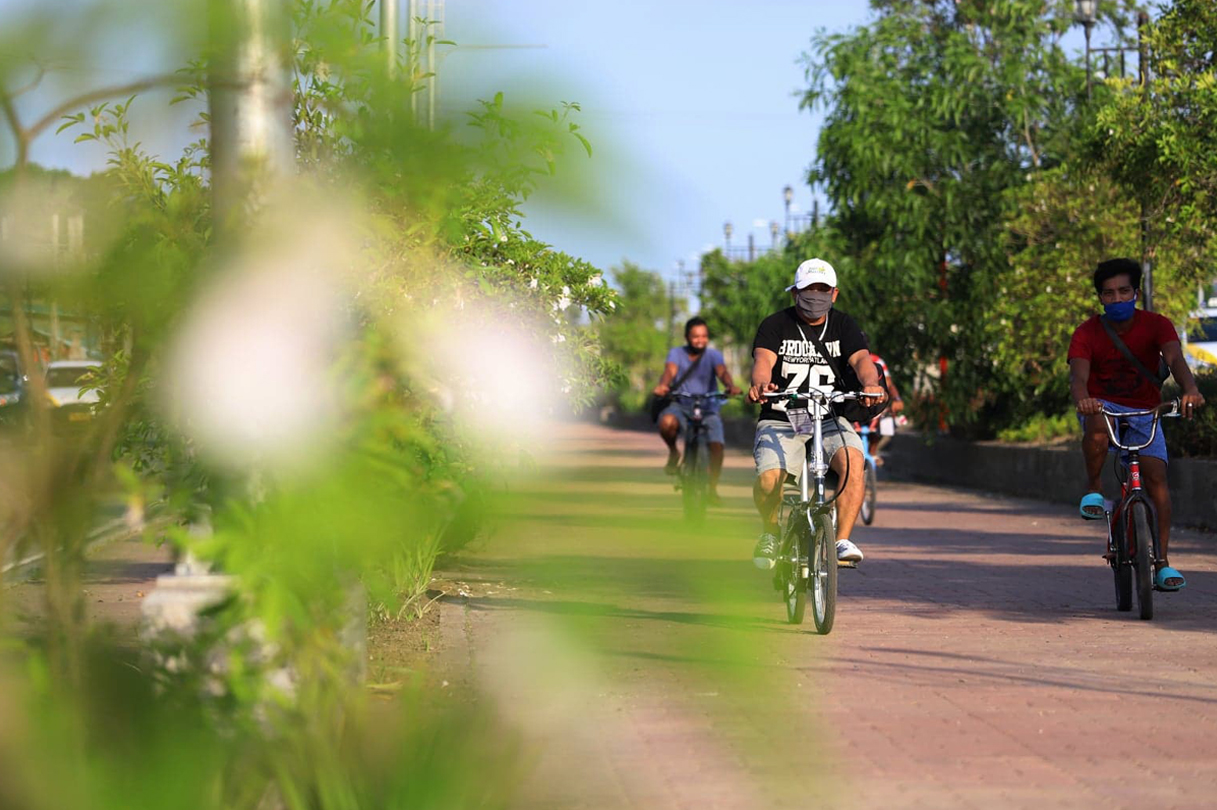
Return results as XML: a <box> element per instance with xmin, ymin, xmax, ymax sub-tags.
<box><xmin>747</xmin><ymin>348</ymin><xmax>778</xmax><ymax>403</ymax></box>
<box><xmin>1069</xmin><ymin>357</ymin><xmax>1102</xmax><ymax>415</ymax></box>
<box><xmin>1161</xmin><ymin>340</ymin><xmax>1206</xmax><ymax>418</ymax></box>
<box><xmin>715</xmin><ymin>362</ymin><xmax>742</xmax><ymax>396</ymax></box>
<box><xmin>652</xmin><ymin>361</ymin><xmax>679</xmax><ymax>396</ymax></box>
<box><xmin>847</xmin><ymin>349</ymin><xmax>888</xmax><ymax>404</ymax></box>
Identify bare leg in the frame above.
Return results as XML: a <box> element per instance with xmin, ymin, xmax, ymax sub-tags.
<box><xmin>1081</xmin><ymin>414</ymin><xmax>1110</xmax><ymax>494</ymax></box>
<box><xmin>658</xmin><ymin>414</ymin><xmax>680</xmax><ymax>469</ymax></box>
<box><xmin>709</xmin><ymin>442</ymin><xmax>724</xmax><ymax>493</ymax></box>
<box><xmin>753</xmin><ymin>469</ymin><xmax>783</xmax><ymax>534</ymax></box>
<box><xmin>831</xmin><ymin>447</ymin><xmax>867</xmax><ymax>541</ymax></box>
<box><xmin>873</xmin><ymin>434</ymin><xmax>893</xmax><ymax>464</ymax></box>
<box><xmin>1141</xmin><ymin>457</ymin><xmax>1172</xmax><ymax>567</ymax></box>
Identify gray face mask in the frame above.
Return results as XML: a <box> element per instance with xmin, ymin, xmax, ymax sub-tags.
<box><xmin>795</xmin><ymin>289</ymin><xmax>833</xmax><ymax>321</ymax></box>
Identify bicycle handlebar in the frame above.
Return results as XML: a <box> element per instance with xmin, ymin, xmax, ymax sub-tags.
<box><xmin>1098</xmin><ymin>398</ymin><xmax>1181</xmax><ymax>452</ymax></box>
<box><xmin>1098</xmin><ymin>399</ymin><xmax>1181</xmax><ymax>420</ymax></box>
<box><xmin>759</xmin><ymin>389</ymin><xmax>883</xmax><ymax>404</ymax></box>
<box><xmin>670</xmin><ymin>392</ymin><xmax>734</xmax><ymax>400</ymax></box>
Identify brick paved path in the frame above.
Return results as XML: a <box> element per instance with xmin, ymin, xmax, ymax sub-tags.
<box><xmin>439</xmin><ymin>423</ymin><xmax>1217</xmax><ymax>810</ymax></box>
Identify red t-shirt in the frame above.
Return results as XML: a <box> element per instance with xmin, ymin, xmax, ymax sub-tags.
<box><xmin>1067</xmin><ymin>311</ymin><xmax>1179</xmax><ymax>409</ymax></box>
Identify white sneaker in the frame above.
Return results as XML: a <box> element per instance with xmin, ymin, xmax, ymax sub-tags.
<box><xmin>836</xmin><ymin>539</ymin><xmax>863</xmax><ymax>562</ymax></box>
<box><xmin>753</xmin><ymin>533</ymin><xmax>780</xmax><ymax>570</ymax></box>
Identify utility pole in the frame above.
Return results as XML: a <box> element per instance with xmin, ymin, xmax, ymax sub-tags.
<box><xmin>380</xmin><ymin>0</ymin><xmax>399</xmax><ymax>78</ymax></box>
<box><xmin>1138</xmin><ymin>10</ymin><xmax>1153</xmax><ymax>312</ymax></box>
<box><xmin>667</xmin><ymin>280</ymin><xmax>677</xmax><ymax>343</ymax></box>
<box><xmin>208</xmin><ymin>0</ymin><xmax>295</xmax><ymax>231</ymax></box>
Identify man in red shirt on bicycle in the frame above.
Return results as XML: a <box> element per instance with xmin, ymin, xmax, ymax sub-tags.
<box><xmin>1068</xmin><ymin>258</ymin><xmax>1205</xmax><ymax>591</ymax></box>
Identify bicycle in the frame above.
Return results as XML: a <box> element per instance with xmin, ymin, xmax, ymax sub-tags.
<box><xmin>761</xmin><ymin>388</ymin><xmax>882</xmax><ymax>634</ymax></box>
<box><xmin>670</xmin><ymin>392</ymin><xmax>730</xmax><ymax>524</ymax></box>
<box><xmin>1097</xmin><ymin>398</ymin><xmax>1181</xmax><ymax>620</ymax></box>
<box><xmin>856</xmin><ymin>425</ymin><xmax>879</xmax><ymax>526</ymax></box>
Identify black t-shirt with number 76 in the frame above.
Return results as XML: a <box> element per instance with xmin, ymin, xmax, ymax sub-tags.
<box><xmin>751</xmin><ymin>306</ymin><xmax>869</xmax><ymax>423</ymax></box>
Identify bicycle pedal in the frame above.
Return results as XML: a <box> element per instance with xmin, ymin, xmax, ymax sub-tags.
<box><xmin>838</xmin><ymin>560</ymin><xmax>858</xmax><ymax>569</ymax></box>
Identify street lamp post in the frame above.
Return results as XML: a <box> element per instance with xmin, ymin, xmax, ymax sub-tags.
<box><xmin>723</xmin><ymin>221</ymin><xmax>733</xmax><ymax>253</ymax></box>
<box><xmin>783</xmin><ymin>185</ymin><xmax>793</xmax><ymax>236</ymax></box>
<box><xmin>1075</xmin><ymin>0</ymin><xmax>1097</xmax><ymax>99</ymax></box>
<box><xmin>770</xmin><ymin>220</ymin><xmax>780</xmax><ymax>250</ymax></box>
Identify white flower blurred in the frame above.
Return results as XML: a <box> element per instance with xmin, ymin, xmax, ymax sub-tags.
<box><xmin>164</xmin><ymin>214</ymin><xmax>351</xmax><ymax>470</ymax></box>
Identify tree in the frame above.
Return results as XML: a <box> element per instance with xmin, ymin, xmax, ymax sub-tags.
<box><xmin>596</xmin><ymin>261</ymin><xmax>675</xmax><ymax>409</ymax></box>
<box><xmin>800</xmin><ymin>0</ymin><xmax>1121</xmax><ymax>431</ymax></box>
<box><xmin>1092</xmin><ymin>0</ymin><xmax>1217</xmax><ymax>319</ymax></box>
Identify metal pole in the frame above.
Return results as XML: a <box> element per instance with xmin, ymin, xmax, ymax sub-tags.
<box><xmin>426</xmin><ymin>0</ymin><xmax>437</xmax><ymax>129</ymax></box>
<box><xmin>380</xmin><ymin>0</ymin><xmax>399</xmax><ymax>78</ymax></box>
<box><xmin>1084</xmin><ymin>23</ymin><xmax>1092</xmax><ymax>99</ymax></box>
<box><xmin>209</xmin><ymin>0</ymin><xmax>295</xmax><ymax>230</ymax></box>
<box><xmin>812</xmin><ymin>199</ymin><xmax>819</xmax><ymax>229</ymax></box>
<box><xmin>748</xmin><ymin>233</ymin><xmax>755</xmax><ymax>262</ymax></box>
<box><xmin>408</xmin><ymin>0</ymin><xmax>417</xmax><ymax>121</ymax></box>
<box><xmin>1138</xmin><ymin>10</ymin><xmax>1152</xmax><ymax>311</ymax></box>
<box><xmin>667</xmin><ymin>280</ymin><xmax>677</xmax><ymax>342</ymax></box>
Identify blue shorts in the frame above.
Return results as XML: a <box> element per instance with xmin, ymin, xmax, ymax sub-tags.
<box><xmin>660</xmin><ymin>403</ymin><xmax>725</xmax><ymax>445</ymax></box>
<box><xmin>1079</xmin><ymin>399</ymin><xmax>1168</xmax><ymax>464</ymax></box>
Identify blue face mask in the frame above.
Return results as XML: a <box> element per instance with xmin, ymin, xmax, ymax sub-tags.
<box><xmin>1103</xmin><ymin>293</ymin><xmax>1137</xmax><ymax>322</ymax></box>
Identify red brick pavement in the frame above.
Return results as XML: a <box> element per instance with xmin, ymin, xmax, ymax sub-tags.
<box><xmin>440</xmin><ymin>423</ymin><xmax>1217</xmax><ymax>810</ymax></box>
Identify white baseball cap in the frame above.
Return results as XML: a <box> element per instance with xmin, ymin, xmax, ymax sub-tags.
<box><xmin>786</xmin><ymin>258</ymin><xmax>838</xmax><ymax>291</ymax></box>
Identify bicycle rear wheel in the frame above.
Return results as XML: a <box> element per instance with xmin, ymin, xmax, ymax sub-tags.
<box><xmin>860</xmin><ymin>460</ymin><xmax>877</xmax><ymax>526</ymax></box>
<box><xmin>1130</xmin><ymin>501</ymin><xmax>1154</xmax><ymax>620</ymax></box>
<box><xmin>809</xmin><ymin>510</ymin><xmax>837</xmax><ymax>635</ymax></box>
<box><xmin>681</xmin><ymin>437</ymin><xmax>707</xmax><ymax>525</ymax></box>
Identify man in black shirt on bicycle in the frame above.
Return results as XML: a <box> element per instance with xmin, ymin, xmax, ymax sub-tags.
<box><xmin>746</xmin><ymin>259</ymin><xmax>887</xmax><ymax>568</ymax></box>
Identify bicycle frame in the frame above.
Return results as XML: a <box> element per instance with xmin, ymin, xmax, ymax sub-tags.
<box><xmin>1100</xmin><ymin>402</ymin><xmax>1176</xmax><ymax>566</ymax></box>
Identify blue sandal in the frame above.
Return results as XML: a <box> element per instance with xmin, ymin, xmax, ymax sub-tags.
<box><xmin>1155</xmin><ymin>566</ymin><xmax>1186</xmax><ymax>592</ymax></box>
<box><xmin>1079</xmin><ymin>492</ymin><xmax>1105</xmax><ymax>521</ymax></box>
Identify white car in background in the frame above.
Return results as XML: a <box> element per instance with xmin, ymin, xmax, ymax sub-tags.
<box><xmin>45</xmin><ymin>360</ymin><xmax>101</xmax><ymax>426</ymax></box>
<box><xmin>1185</xmin><ymin>311</ymin><xmax>1217</xmax><ymax>370</ymax></box>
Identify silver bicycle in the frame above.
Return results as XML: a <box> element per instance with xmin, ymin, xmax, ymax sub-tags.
<box><xmin>761</xmin><ymin>388</ymin><xmax>882</xmax><ymax>634</ymax></box>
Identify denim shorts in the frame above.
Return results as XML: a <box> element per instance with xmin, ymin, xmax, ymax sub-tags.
<box><xmin>1078</xmin><ymin>398</ymin><xmax>1168</xmax><ymax>463</ymax></box>
<box><xmin>753</xmin><ymin>417</ymin><xmax>863</xmax><ymax>479</ymax></box>
<box><xmin>660</xmin><ymin>403</ymin><xmax>725</xmax><ymax>445</ymax></box>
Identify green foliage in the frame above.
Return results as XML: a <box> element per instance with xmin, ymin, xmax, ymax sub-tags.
<box><xmin>801</xmin><ymin>0</ymin><xmax>1098</xmax><ymax>432</ymax></box>
<box><xmin>595</xmin><ymin>261</ymin><xmax>671</xmax><ymax>397</ymax></box>
<box><xmin>996</xmin><ymin>410</ymin><xmax>1080</xmax><ymax>443</ymax></box>
<box><xmin>0</xmin><ymin>0</ymin><xmax>618</xmax><ymax>806</ymax></box>
<box><xmin>1164</xmin><ymin>372</ymin><xmax>1217</xmax><ymax>458</ymax></box>
<box><xmin>1092</xmin><ymin>0</ymin><xmax>1217</xmax><ymax>269</ymax></box>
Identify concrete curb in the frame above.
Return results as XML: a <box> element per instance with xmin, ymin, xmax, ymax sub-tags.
<box><xmin>599</xmin><ymin>412</ymin><xmax>1217</xmax><ymax>532</ymax></box>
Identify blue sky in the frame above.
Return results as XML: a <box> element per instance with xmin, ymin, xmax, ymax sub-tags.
<box><xmin>3</xmin><ymin>0</ymin><xmax>1097</xmax><ymax>290</ymax></box>
<box><xmin>439</xmin><ymin>0</ymin><xmax>878</xmax><ymax>284</ymax></box>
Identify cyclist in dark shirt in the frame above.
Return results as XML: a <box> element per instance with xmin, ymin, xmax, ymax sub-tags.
<box><xmin>746</xmin><ymin>259</ymin><xmax>886</xmax><ymax>568</ymax></box>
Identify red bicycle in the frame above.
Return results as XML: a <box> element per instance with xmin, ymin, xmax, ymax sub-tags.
<box><xmin>1099</xmin><ymin>399</ymin><xmax>1181</xmax><ymax>620</ymax></box>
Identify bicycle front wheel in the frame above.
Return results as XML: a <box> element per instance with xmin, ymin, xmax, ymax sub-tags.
<box><xmin>783</xmin><ymin>524</ymin><xmax>806</xmax><ymax>625</ymax></box>
<box><xmin>1110</xmin><ymin>515</ymin><xmax>1132</xmax><ymax>612</ymax></box>
<box><xmin>681</xmin><ymin>438</ymin><xmax>708</xmax><ymax>525</ymax></box>
<box><xmin>860</xmin><ymin>460</ymin><xmax>877</xmax><ymax>526</ymax></box>
<box><xmin>1130</xmin><ymin>501</ymin><xmax>1154</xmax><ymax>620</ymax></box>
<box><xmin>810</xmin><ymin>510</ymin><xmax>837</xmax><ymax>635</ymax></box>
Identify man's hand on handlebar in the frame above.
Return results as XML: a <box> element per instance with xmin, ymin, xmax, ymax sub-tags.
<box><xmin>653</xmin><ymin>382</ymin><xmax>670</xmax><ymax>397</ymax></box>
<box><xmin>862</xmin><ymin>385</ymin><xmax>887</xmax><ymax>404</ymax></box>
<box><xmin>747</xmin><ymin>382</ymin><xmax>778</xmax><ymax>403</ymax></box>
<box><xmin>1075</xmin><ymin>397</ymin><xmax>1104</xmax><ymax>416</ymax></box>
<box><xmin>1181</xmin><ymin>391</ymin><xmax>1206</xmax><ymax>420</ymax></box>
<box><xmin>726</xmin><ymin>385</ymin><xmax>743</xmax><ymax>397</ymax></box>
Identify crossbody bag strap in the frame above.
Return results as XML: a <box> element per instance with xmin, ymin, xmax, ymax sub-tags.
<box><xmin>669</xmin><ymin>350</ymin><xmax>706</xmax><ymax>393</ymax></box>
<box><xmin>1099</xmin><ymin>317</ymin><xmax>1164</xmax><ymax>389</ymax></box>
